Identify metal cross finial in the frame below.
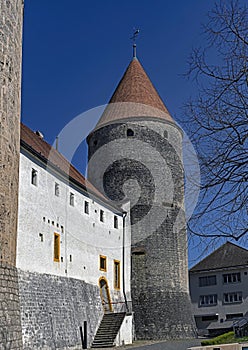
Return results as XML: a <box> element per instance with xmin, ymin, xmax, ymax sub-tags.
<box><xmin>130</xmin><ymin>28</ymin><xmax>140</xmax><ymax>58</ymax></box>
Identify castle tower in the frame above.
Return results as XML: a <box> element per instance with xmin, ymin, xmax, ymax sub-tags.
<box><xmin>0</xmin><ymin>0</ymin><xmax>24</xmax><ymax>348</ymax></box>
<box><xmin>87</xmin><ymin>54</ymin><xmax>195</xmax><ymax>339</ymax></box>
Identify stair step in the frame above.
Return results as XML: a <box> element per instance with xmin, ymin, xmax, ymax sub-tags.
<box><xmin>91</xmin><ymin>312</ymin><xmax>125</xmax><ymax>348</ymax></box>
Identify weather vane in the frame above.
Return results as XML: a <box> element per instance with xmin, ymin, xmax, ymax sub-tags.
<box><xmin>130</xmin><ymin>28</ymin><xmax>140</xmax><ymax>58</ymax></box>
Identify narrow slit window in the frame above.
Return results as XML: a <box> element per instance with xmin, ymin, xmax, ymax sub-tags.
<box><xmin>99</xmin><ymin>255</ymin><xmax>107</xmax><ymax>272</ymax></box>
<box><xmin>114</xmin><ymin>215</ymin><xmax>118</xmax><ymax>229</ymax></box>
<box><xmin>70</xmin><ymin>193</ymin><xmax>74</xmax><ymax>206</ymax></box>
<box><xmin>84</xmin><ymin>201</ymin><xmax>89</xmax><ymax>214</ymax></box>
<box><xmin>114</xmin><ymin>260</ymin><xmax>120</xmax><ymax>289</ymax></box>
<box><xmin>31</xmin><ymin>169</ymin><xmax>37</xmax><ymax>186</ymax></box>
<box><xmin>54</xmin><ymin>233</ymin><xmax>60</xmax><ymax>262</ymax></box>
<box><xmin>55</xmin><ymin>183</ymin><xmax>60</xmax><ymax>197</ymax></box>
<box><xmin>100</xmin><ymin>209</ymin><xmax>104</xmax><ymax>222</ymax></box>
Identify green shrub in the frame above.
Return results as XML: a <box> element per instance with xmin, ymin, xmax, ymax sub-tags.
<box><xmin>201</xmin><ymin>331</ymin><xmax>235</xmax><ymax>346</ymax></box>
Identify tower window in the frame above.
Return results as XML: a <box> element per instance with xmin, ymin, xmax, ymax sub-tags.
<box><xmin>55</xmin><ymin>183</ymin><xmax>60</xmax><ymax>197</ymax></box>
<box><xmin>127</xmin><ymin>129</ymin><xmax>134</xmax><ymax>137</ymax></box>
<box><xmin>31</xmin><ymin>169</ymin><xmax>37</xmax><ymax>186</ymax></box>
<box><xmin>100</xmin><ymin>209</ymin><xmax>104</xmax><ymax>222</ymax></box>
<box><xmin>114</xmin><ymin>215</ymin><xmax>118</xmax><ymax>229</ymax></box>
<box><xmin>114</xmin><ymin>260</ymin><xmax>120</xmax><ymax>289</ymax></box>
<box><xmin>69</xmin><ymin>192</ymin><xmax>74</xmax><ymax>206</ymax></box>
<box><xmin>84</xmin><ymin>201</ymin><xmax>89</xmax><ymax>214</ymax></box>
<box><xmin>99</xmin><ymin>255</ymin><xmax>107</xmax><ymax>271</ymax></box>
<box><xmin>54</xmin><ymin>233</ymin><xmax>60</xmax><ymax>262</ymax></box>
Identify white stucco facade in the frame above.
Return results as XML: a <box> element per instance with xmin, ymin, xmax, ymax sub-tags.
<box><xmin>17</xmin><ymin>144</ymin><xmax>132</xmax><ymax>345</ymax></box>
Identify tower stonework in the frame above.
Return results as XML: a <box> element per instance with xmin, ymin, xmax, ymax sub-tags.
<box><xmin>87</xmin><ymin>58</ymin><xmax>195</xmax><ymax>339</ymax></box>
<box><xmin>0</xmin><ymin>0</ymin><xmax>24</xmax><ymax>348</ymax></box>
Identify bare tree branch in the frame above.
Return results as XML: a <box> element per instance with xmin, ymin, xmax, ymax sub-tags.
<box><xmin>181</xmin><ymin>0</ymin><xmax>248</xmax><ymax>242</ymax></box>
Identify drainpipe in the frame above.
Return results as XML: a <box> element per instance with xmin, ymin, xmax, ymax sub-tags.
<box><xmin>122</xmin><ymin>210</ymin><xmax>129</xmax><ymax>313</ymax></box>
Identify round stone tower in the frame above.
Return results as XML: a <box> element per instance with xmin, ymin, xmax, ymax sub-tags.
<box><xmin>87</xmin><ymin>55</ymin><xmax>195</xmax><ymax>339</ymax></box>
<box><xmin>0</xmin><ymin>0</ymin><xmax>24</xmax><ymax>348</ymax></box>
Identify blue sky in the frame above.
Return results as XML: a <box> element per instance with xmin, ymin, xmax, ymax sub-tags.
<box><xmin>21</xmin><ymin>0</ymin><xmax>244</xmax><ymax>266</ymax></box>
<box><xmin>22</xmin><ymin>0</ymin><xmax>214</xmax><ymax>140</ymax></box>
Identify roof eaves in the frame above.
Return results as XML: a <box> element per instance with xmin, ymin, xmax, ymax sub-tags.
<box><xmin>20</xmin><ymin>139</ymin><xmax>123</xmax><ymax>214</ymax></box>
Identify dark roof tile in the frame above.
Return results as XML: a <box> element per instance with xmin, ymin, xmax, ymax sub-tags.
<box><xmin>190</xmin><ymin>242</ymin><xmax>248</xmax><ymax>272</ymax></box>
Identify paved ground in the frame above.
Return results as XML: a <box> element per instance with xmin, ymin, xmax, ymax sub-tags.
<box><xmin>96</xmin><ymin>339</ymin><xmax>202</xmax><ymax>350</ymax></box>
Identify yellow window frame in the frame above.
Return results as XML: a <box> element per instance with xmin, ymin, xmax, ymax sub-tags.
<box><xmin>99</xmin><ymin>255</ymin><xmax>107</xmax><ymax>272</ymax></box>
<box><xmin>54</xmin><ymin>232</ymin><xmax>60</xmax><ymax>262</ymax></box>
<box><xmin>114</xmin><ymin>260</ymin><xmax>121</xmax><ymax>290</ymax></box>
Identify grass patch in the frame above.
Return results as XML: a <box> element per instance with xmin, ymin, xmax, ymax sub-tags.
<box><xmin>201</xmin><ymin>331</ymin><xmax>248</xmax><ymax>346</ymax></box>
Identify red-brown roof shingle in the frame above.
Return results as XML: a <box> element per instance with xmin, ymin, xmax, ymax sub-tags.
<box><xmin>20</xmin><ymin>123</ymin><xmax>118</xmax><ymax>208</ymax></box>
<box><xmin>94</xmin><ymin>58</ymin><xmax>174</xmax><ymax>130</ymax></box>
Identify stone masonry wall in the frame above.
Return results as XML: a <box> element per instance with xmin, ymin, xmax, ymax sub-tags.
<box><xmin>0</xmin><ymin>264</ymin><xmax>23</xmax><ymax>349</ymax></box>
<box><xmin>87</xmin><ymin>119</ymin><xmax>196</xmax><ymax>339</ymax></box>
<box><xmin>18</xmin><ymin>270</ymin><xmax>103</xmax><ymax>350</ymax></box>
<box><xmin>0</xmin><ymin>0</ymin><xmax>23</xmax><ymax>264</ymax></box>
<box><xmin>0</xmin><ymin>0</ymin><xmax>24</xmax><ymax>349</ymax></box>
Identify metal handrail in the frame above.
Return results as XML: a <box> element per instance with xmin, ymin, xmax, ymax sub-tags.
<box><xmin>102</xmin><ymin>300</ymin><xmax>132</xmax><ymax>314</ymax></box>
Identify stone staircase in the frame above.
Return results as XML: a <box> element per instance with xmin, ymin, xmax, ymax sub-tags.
<box><xmin>91</xmin><ymin>312</ymin><xmax>126</xmax><ymax>348</ymax></box>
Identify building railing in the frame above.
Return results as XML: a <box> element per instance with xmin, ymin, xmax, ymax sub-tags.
<box><xmin>103</xmin><ymin>300</ymin><xmax>132</xmax><ymax>314</ymax></box>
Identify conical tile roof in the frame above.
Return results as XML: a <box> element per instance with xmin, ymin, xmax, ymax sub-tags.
<box><xmin>94</xmin><ymin>57</ymin><xmax>174</xmax><ymax>130</ymax></box>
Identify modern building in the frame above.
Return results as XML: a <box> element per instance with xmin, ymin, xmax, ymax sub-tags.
<box><xmin>189</xmin><ymin>242</ymin><xmax>248</xmax><ymax>336</ymax></box>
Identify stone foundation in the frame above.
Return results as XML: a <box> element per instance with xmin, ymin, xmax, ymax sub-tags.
<box><xmin>0</xmin><ymin>264</ymin><xmax>23</xmax><ymax>350</ymax></box>
<box><xmin>18</xmin><ymin>270</ymin><xmax>104</xmax><ymax>349</ymax></box>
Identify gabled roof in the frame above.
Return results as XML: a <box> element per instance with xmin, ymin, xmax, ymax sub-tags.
<box><xmin>190</xmin><ymin>242</ymin><xmax>248</xmax><ymax>272</ymax></box>
<box><xmin>20</xmin><ymin>123</ymin><xmax>121</xmax><ymax>211</ymax></box>
<box><xmin>94</xmin><ymin>57</ymin><xmax>174</xmax><ymax>130</ymax></box>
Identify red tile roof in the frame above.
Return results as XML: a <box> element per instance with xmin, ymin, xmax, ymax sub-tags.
<box><xmin>94</xmin><ymin>58</ymin><xmax>174</xmax><ymax>130</ymax></box>
<box><xmin>20</xmin><ymin>123</ymin><xmax>119</xmax><ymax>209</ymax></box>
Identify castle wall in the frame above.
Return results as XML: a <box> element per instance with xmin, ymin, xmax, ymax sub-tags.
<box><xmin>18</xmin><ymin>270</ymin><xmax>103</xmax><ymax>349</ymax></box>
<box><xmin>87</xmin><ymin>119</ymin><xmax>195</xmax><ymax>339</ymax></box>
<box><xmin>17</xmin><ymin>149</ymin><xmax>128</xmax><ymax>294</ymax></box>
<box><xmin>0</xmin><ymin>0</ymin><xmax>24</xmax><ymax>348</ymax></box>
<box><xmin>16</xmin><ymin>145</ymin><xmax>132</xmax><ymax>347</ymax></box>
